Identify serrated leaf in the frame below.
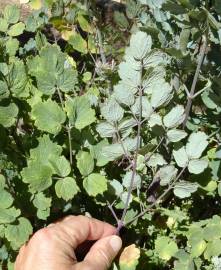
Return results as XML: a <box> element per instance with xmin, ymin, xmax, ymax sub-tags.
<box><xmin>76</xmin><ymin>151</ymin><xmax>94</xmax><ymax>176</ymax></box>
<box><xmin>102</xmin><ymin>137</ymin><xmax>137</xmax><ymax>161</ymax></box>
<box><xmin>167</xmin><ymin>129</ymin><xmax>187</xmax><ymax>142</ymax></box>
<box><xmin>118</xmin><ymin>63</ymin><xmax>140</xmax><ymax>92</ymax></box>
<box><xmin>0</xmin><ymin>190</ymin><xmax>13</xmax><ymax>209</ymax></box>
<box><xmin>173</xmin><ymin>181</ymin><xmax>198</xmax><ymax>198</ymax></box>
<box><xmin>130</xmin><ymin>31</ymin><xmax>152</xmax><ymax>60</ymax></box>
<box><xmin>159</xmin><ymin>165</ymin><xmax>178</xmax><ymax>186</ymax></box>
<box><xmin>0</xmin><ymin>18</ymin><xmax>8</xmax><ymax>32</ymax></box>
<box><xmin>131</xmin><ymin>97</ymin><xmax>153</xmax><ymax>118</ymax></box>
<box><xmin>33</xmin><ymin>192</ymin><xmax>51</xmax><ymax>219</ymax></box>
<box><xmin>151</xmin><ymin>81</ymin><xmax>172</xmax><ymax>108</ymax></box>
<box><xmin>68</xmin><ymin>33</ymin><xmax>87</xmax><ymax>53</ymax></box>
<box><xmin>96</xmin><ymin>122</ymin><xmax>116</xmax><ymax>138</ymax></box>
<box><xmin>119</xmin><ymin>244</ymin><xmax>140</xmax><ymax>270</ymax></box>
<box><xmin>122</xmin><ymin>171</ymin><xmax>141</xmax><ymax>189</ymax></box>
<box><xmin>8</xmin><ymin>22</ymin><xmax>25</xmax><ymax>37</ymax></box>
<box><xmin>173</xmin><ymin>146</ymin><xmax>188</xmax><ymax>167</ymax></box>
<box><xmin>114</xmin><ymin>83</ymin><xmax>135</xmax><ymax>106</ymax></box>
<box><xmin>148</xmin><ymin>113</ymin><xmax>162</xmax><ymax>127</ymax></box>
<box><xmin>101</xmin><ymin>99</ymin><xmax>124</xmax><ymax>123</ymax></box>
<box><xmin>30</xmin><ymin>135</ymin><xmax>62</xmax><ymax>164</ymax></box>
<box><xmin>55</xmin><ymin>177</ymin><xmax>79</xmax><ymax>201</ymax></box>
<box><xmin>6</xmin><ymin>38</ymin><xmax>19</xmax><ymax>56</ymax></box>
<box><xmin>0</xmin><ymin>103</ymin><xmax>18</xmax><ymax>128</ymax></box>
<box><xmin>0</xmin><ymin>207</ymin><xmax>20</xmax><ymax>224</ymax></box>
<box><xmin>155</xmin><ymin>236</ymin><xmax>178</xmax><ymax>261</ymax></box>
<box><xmin>90</xmin><ymin>140</ymin><xmax>110</xmax><ymax>167</ymax></box>
<box><xmin>147</xmin><ymin>153</ymin><xmax>167</xmax><ymax>167</ymax></box>
<box><xmin>32</xmin><ymin>99</ymin><xmax>66</xmax><ymax>134</ymax></box>
<box><xmin>188</xmin><ymin>159</ymin><xmax>208</xmax><ymax>174</ymax></box>
<box><xmin>49</xmin><ymin>156</ymin><xmax>71</xmax><ymax>177</ymax></box>
<box><xmin>186</xmin><ymin>132</ymin><xmax>208</xmax><ymax>159</ymax></box>
<box><xmin>163</xmin><ymin>105</ymin><xmax>185</xmax><ymax>128</ymax></box>
<box><xmin>57</xmin><ymin>69</ymin><xmax>78</xmax><ymax>93</ymax></box>
<box><xmin>21</xmin><ymin>161</ymin><xmax>53</xmax><ymax>192</ymax></box>
<box><xmin>65</xmin><ymin>96</ymin><xmax>96</xmax><ymax>130</ymax></box>
<box><xmin>83</xmin><ymin>173</ymin><xmax>107</xmax><ymax>196</ymax></box>
<box><xmin>4</xmin><ymin>5</ymin><xmax>20</xmax><ymax>24</ymax></box>
<box><xmin>5</xmin><ymin>217</ymin><xmax>33</xmax><ymax>250</ymax></box>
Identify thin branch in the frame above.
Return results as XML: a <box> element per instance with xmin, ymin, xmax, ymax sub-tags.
<box><xmin>118</xmin><ymin>85</ymin><xmax>143</xmax><ymax>229</ymax></box>
<box><xmin>124</xmin><ymin>166</ymin><xmax>187</xmax><ymax>226</ymax></box>
<box><xmin>57</xmin><ymin>88</ymin><xmax>73</xmax><ymax>165</ymax></box>
<box><xmin>115</xmin><ymin>127</ymin><xmax>132</xmax><ymax>163</ymax></box>
<box><xmin>107</xmin><ymin>201</ymin><xmax>119</xmax><ymax>224</ymax></box>
<box><xmin>96</xmin><ymin>28</ymin><xmax>107</xmax><ymax>65</ymax></box>
<box><xmin>145</xmin><ymin>137</ymin><xmax>164</xmax><ymax>162</ymax></box>
<box><xmin>183</xmin><ymin>35</ymin><xmax>207</xmax><ymax>127</ymax></box>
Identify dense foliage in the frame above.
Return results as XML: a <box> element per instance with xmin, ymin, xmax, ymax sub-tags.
<box><xmin>0</xmin><ymin>0</ymin><xmax>221</xmax><ymax>269</ymax></box>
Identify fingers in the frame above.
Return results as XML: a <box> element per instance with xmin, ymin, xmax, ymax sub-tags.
<box><xmin>50</xmin><ymin>215</ymin><xmax>116</xmax><ymax>250</ymax></box>
<box><xmin>75</xmin><ymin>235</ymin><xmax>122</xmax><ymax>270</ymax></box>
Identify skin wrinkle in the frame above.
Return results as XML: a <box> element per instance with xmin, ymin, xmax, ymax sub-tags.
<box><xmin>15</xmin><ymin>215</ymin><xmax>121</xmax><ymax>270</ymax></box>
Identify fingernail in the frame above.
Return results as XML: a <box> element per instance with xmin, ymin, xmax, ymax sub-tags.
<box><xmin>110</xmin><ymin>236</ymin><xmax>122</xmax><ymax>252</ymax></box>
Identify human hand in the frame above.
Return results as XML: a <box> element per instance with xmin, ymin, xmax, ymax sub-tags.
<box><xmin>15</xmin><ymin>215</ymin><xmax>122</xmax><ymax>270</ymax></box>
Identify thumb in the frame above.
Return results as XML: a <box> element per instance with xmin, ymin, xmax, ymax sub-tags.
<box><xmin>77</xmin><ymin>235</ymin><xmax>122</xmax><ymax>270</ymax></box>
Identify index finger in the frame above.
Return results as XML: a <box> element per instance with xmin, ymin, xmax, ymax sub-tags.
<box><xmin>50</xmin><ymin>215</ymin><xmax>116</xmax><ymax>249</ymax></box>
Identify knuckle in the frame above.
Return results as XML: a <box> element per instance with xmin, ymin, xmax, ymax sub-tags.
<box><xmin>32</xmin><ymin>227</ymin><xmax>53</xmax><ymax>243</ymax></box>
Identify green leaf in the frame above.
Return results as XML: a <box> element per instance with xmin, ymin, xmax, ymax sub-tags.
<box><xmin>33</xmin><ymin>192</ymin><xmax>51</xmax><ymax>210</ymax></box>
<box><xmin>186</xmin><ymin>132</ymin><xmax>208</xmax><ymax>159</ymax></box>
<box><xmin>173</xmin><ymin>181</ymin><xmax>198</xmax><ymax>198</ymax></box>
<box><xmin>83</xmin><ymin>173</ymin><xmax>107</xmax><ymax>196</ymax></box>
<box><xmin>90</xmin><ymin>140</ymin><xmax>110</xmax><ymax>167</ymax></box>
<box><xmin>0</xmin><ymin>207</ymin><xmax>20</xmax><ymax>224</ymax></box>
<box><xmin>30</xmin><ymin>135</ymin><xmax>62</xmax><ymax>164</ymax></box>
<box><xmin>4</xmin><ymin>5</ymin><xmax>20</xmax><ymax>24</ymax></box>
<box><xmin>8</xmin><ymin>22</ymin><xmax>25</xmax><ymax>37</ymax></box>
<box><xmin>9</xmin><ymin>60</ymin><xmax>29</xmax><ymax>97</ymax></box>
<box><xmin>0</xmin><ymin>103</ymin><xmax>18</xmax><ymax>128</ymax></box>
<box><xmin>57</xmin><ymin>69</ymin><xmax>78</xmax><ymax>93</ymax></box>
<box><xmin>49</xmin><ymin>156</ymin><xmax>71</xmax><ymax>177</ymax></box>
<box><xmin>0</xmin><ymin>18</ymin><xmax>8</xmax><ymax>32</ymax></box>
<box><xmin>32</xmin><ymin>99</ymin><xmax>66</xmax><ymax>134</ymax></box>
<box><xmin>167</xmin><ymin>129</ymin><xmax>187</xmax><ymax>142</ymax></box>
<box><xmin>163</xmin><ymin>105</ymin><xmax>185</xmax><ymax>128</ymax></box>
<box><xmin>55</xmin><ymin>177</ymin><xmax>79</xmax><ymax>201</ymax></box>
<box><xmin>122</xmin><ymin>171</ymin><xmax>141</xmax><ymax>189</ymax></box>
<box><xmin>215</xmin><ymin>0</ymin><xmax>221</xmax><ymax>14</ymax></box>
<box><xmin>188</xmin><ymin>159</ymin><xmax>208</xmax><ymax>174</ymax></box>
<box><xmin>68</xmin><ymin>33</ymin><xmax>87</xmax><ymax>53</ymax></box>
<box><xmin>114</xmin><ymin>11</ymin><xmax>129</xmax><ymax>29</ymax></box>
<box><xmin>0</xmin><ymin>190</ymin><xmax>13</xmax><ymax>209</ymax></box>
<box><xmin>101</xmin><ymin>99</ymin><xmax>124</xmax><ymax>123</ymax></box>
<box><xmin>66</xmin><ymin>96</ymin><xmax>96</xmax><ymax>130</ymax></box>
<box><xmin>96</xmin><ymin>122</ymin><xmax>116</xmax><ymax>138</ymax></box>
<box><xmin>114</xmin><ymin>83</ymin><xmax>135</xmax><ymax>106</ymax></box>
<box><xmin>188</xmin><ymin>232</ymin><xmax>207</xmax><ymax>258</ymax></box>
<box><xmin>155</xmin><ymin>236</ymin><xmax>178</xmax><ymax>261</ymax></box>
<box><xmin>5</xmin><ymin>217</ymin><xmax>33</xmax><ymax>250</ymax></box>
<box><xmin>159</xmin><ymin>165</ymin><xmax>178</xmax><ymax>186</ymax></box>
<box><xmin>5</xmin><ymin>38</ymin><xmax>19</xmax><ymax>56</ymax></box>
<box><xmin>147</xmin><ymin>153</ymin><xmax>167</xmax><ymax>167</ymax></box>
<box><xmin>151</xmin><ymin>81</ymin><xmax>172</xmax><ymax>108</ymax></box>
<box><xmin>76</xmin><ymin>151</ymin><xmax>94</xmax><ymax>176</ymax></box>
<box><xmin>131</xmin><ymin>97</ymin><xmax>153</xmax><ymax>118</ymax></box>
<box><xmin>129</xmin><ymin>31</ymin><xmax>152</xmax><ymax>60</ymax></box>
<box><xmin>21</xmin><ymin>161</ymin><xmax>53</xmax><ymax>192</ymax></box>
<box><xmin>204</xmin><ymin>239</ymin><xmax>221</xmax><ymax>260</ymax></box>
<box><xmin>173</xmin><ymin>146</ymin><xmax>188</xmax><ymax>167</ymax></box>
<box><xmin>102</xmin><ymin>137</ymin><xmax>137</xmax><ymax>161</ymax></box>
<box><xmin>148</xmin><ymin>113</ymin><xmax>162</xmax><ymax>127</ymax></box>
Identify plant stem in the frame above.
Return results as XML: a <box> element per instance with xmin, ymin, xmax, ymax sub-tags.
<box><xmin>96</xmin><ymin>28</ymin><xmax>107</xmax><ymax>65</ymax></box>
<box><xmin>124</xmin><ymin>166</ymin><xmax>187</xmax><ymax>226</ymax></box>
<box><xmin>118</xmin><ymin>85</ymin><xmax>143</xmax><ymax>229</ymax></box>
<box><xmin>183</xmin><ymin>36</ymin><xmax>207</xmax><ymax>127</ymax></box>
<box><xmin>57</xmin><ymin>88</ymin><xmax>73</xmax><ymax>165</ymax></box>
